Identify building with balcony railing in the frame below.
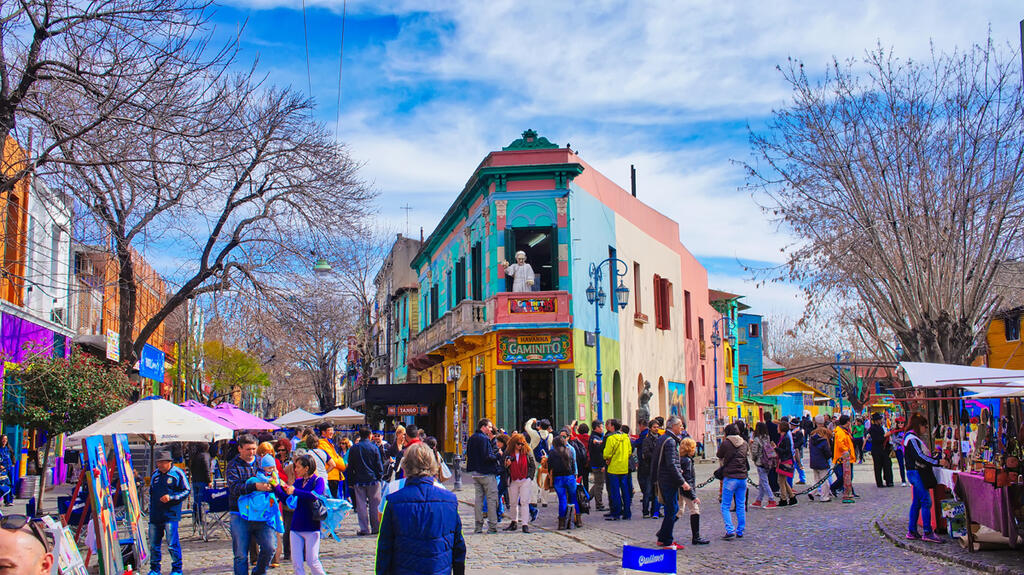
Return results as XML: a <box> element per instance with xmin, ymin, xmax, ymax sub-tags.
<box><xmin>407</xmin><ymin>130</ymin><xmax>723</xmax><ymax>454</ymax></box>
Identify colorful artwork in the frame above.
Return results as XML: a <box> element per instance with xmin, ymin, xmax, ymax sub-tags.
<box><xmin>497</xmin><ymin>332</ymin><xmax>572</xmax><ymax>365</ymax></box>
<box><xmin>42</xmin><ymin>515</ymin><xmax>89</xmax><ymax>575</ymax></box>
<box><xmin>82</xmin><ymin>436</ymin><xmax>124</xmax><ymax>575</ymax></box>
<box><xmin>508</xmin><ymin>296</ymin><xmax>557</xmax><ymax>314</ymax></box>
<box><xmin>668</xmin><ymin>381</ymin><xmax>687</xmax><ymax>421</ymax></box>
<box><xmin>113</xmin><ymin>434</ymin><xmax>147</xmax><ymax>565</ymax></box>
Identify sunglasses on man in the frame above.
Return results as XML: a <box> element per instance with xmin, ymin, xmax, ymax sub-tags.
<box><xmin>1</xmin><ymin>514</ymin><xmax>51</xmax><ymax>552</ymax></box>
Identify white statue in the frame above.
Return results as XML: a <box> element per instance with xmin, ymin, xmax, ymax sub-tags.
<box><xmin>502</xmin><ymin>250</ymin><xmax>535</xmax><ymax>292</ymax></box>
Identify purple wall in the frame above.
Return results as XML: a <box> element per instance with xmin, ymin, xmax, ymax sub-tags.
<box><xmin>1</xmin><ymin>312</ymin><xmax>63</xmax><ymax>364</ymax></box>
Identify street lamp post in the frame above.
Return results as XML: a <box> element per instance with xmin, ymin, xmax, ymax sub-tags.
<box><xmin>709</xmin><ymin>315</ymin><xmax>736</xmax><ymax>410</ymax></box>
<box><xmin>447</xmin><ymin>363</ymin><xmax>463</xmax><ymax>491</ymax></box>
<box><xmin>586</xmin><ymin>258</ymin><xmax>629</xmax><ymax>421</ymax></box>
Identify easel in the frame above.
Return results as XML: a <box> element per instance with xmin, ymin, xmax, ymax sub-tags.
<box><xmin>65</xmin><ymin>438</ymin><xmax>139</xmax><ymax>575</ymax></box>
<box><xmin>62</xmin><ymin>468</ymin><xmax>95</xmax><ymax>567</ymax></box>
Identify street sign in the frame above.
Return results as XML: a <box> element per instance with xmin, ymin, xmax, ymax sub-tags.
<box><xmin>140</xmin><ymin>343</ymin><xmax>165</xmax><ymax>382</ymax></box>
<box><xmin>386</xmin><ymin>405</ymin><xmax>428</xmax><ymax>416</ymax></box>
<box><xmin>621</xmin><ymin>544</ymin><xmax>676</xmax><ymax>573</ymax></box>
<box><xmin>105</xmin><ymin>330</ymin><xmax>120</xmax><ymax>362</ymax></box>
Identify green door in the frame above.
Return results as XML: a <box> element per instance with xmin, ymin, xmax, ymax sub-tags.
<box><xmin>554</xmin><ymin>369</ymin><xmax>575</xmax><ymax>429</ymax></box>
<box><xmin>495</xmin><ymin>370</ymin><xmax>517</xmax><ymax>431</ymax></box>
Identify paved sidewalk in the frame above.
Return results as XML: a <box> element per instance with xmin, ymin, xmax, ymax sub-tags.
<box><xmin>875</xmin><ymin>500</ymin><xmax>1024</xmax><ymax>575</ymax></box>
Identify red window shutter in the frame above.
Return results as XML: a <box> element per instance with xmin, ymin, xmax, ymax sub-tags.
<box><xmin>662</xmin><ymin>279</ymin><xmax>671</xmax><ymax>330</ymax></box>
<box><xmin>653</xmin><ymin>274</ymin><xmax>662</xmax><ymax>329</ymax></box>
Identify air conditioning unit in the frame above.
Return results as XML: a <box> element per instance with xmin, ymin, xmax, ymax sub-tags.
<box><xmin>51</xmin><ymin>307</ymin><xmax>66</xmax><ymax>326</ymax></box>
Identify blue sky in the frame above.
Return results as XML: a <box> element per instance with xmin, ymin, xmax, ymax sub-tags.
<box><xmin>205</xmin><ymin>0</ymin><xmax>1021</xmax><ymax>320</ymax></box>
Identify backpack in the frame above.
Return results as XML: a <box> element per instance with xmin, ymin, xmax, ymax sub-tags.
<box><xmin>761</xmin><ymin>439</ymin><xmax>779</xmax><ymax>470</ymax></box>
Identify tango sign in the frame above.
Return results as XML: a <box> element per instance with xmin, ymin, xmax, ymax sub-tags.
<box><xmin>497</xmin><ymin>332</ymin><xmax>572</xmax><ymax>365</ymax></box>
<box><xmin>387</xmin><ymin>405</ymin><xmax>429</xmax><ymax>416</ymax></box>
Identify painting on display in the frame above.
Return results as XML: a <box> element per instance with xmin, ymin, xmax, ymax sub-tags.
<box><xmin>113</xmin><ymin>434</ymin><xmax>147</xmax><ymax>565</ymax></box>
<box><xmin>497</xmin><ymin>332</ymin><xmax>572</xmax><ymax>365</ymax></box>
<box><xmin>82</xmin><ymin>436</ymin><xmax>124</xmax><ymax>575</ymax></box>
<box><xmin>668</xmin><ymin>381</ymin><xmax>687</xmax><ymax>421</ymax></box>
<box><xmin>42</xmin><ymin>515</ymin><xmax>89</xmax><ymax>575</ymax></box>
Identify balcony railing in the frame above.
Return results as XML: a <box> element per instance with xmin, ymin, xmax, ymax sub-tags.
<box><xmin>408</xmin><ymin>290</ymin><xmax>571</xmax><ymax>361</ymax></box>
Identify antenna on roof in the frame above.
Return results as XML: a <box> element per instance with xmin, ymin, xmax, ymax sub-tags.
<box><xmin>400</xmin><ymin>204</ymin><xmax>412</xmax><ymax>236</ymax></box>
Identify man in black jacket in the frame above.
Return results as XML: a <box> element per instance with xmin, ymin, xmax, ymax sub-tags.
<box><xmin>349</xmin><ymin>426</ymin><xmax>384</xmax><ymax>536</ymax></box>
<box><xmin>639</xmin><ymin>419</ymin><xmax>663</xmax><ymax>518</ymax></box>
<box><xmin>227</xmin><ymin>434</ymin><xmax>274</xmax><ymax>575</ymax></box>
<box><xmin>466</xmin><ymin>418</ymin><xmax>500</xmax><ymax>533</ymax></box>
<box><xmin>764</xmin><ymin>413</ymin><xmax>780</xmax><ymax>493</ymax></box>
<box><xmin>587</xmin><ymin>420</ymin><xmax>607</xmax><ymax>511</ymax></box>
<box><xmin>651</xmin><ymin>416</ymin><xmax>687</xmax><ymax>548</ymax></box>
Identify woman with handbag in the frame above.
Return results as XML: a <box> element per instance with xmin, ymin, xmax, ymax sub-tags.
<box><xmin>903</xmin><ymin>414</ymin><xmax>946</xmax><ymax>544</ymax></box>
<box><xmin>775</xmin><ymin>420</ymin><xmax>797</xmax><ymax>506</ymax></box>
<box><xmin>715</xmin><ymin>423</ymin><xmax>749</xmax><ymax>540</ymax></box>
<box><xmin>284</xmin><ymin>454</ymin><xmax>328</xmax><ymax>575</ymax></box>
<box><xmin>503</xmin><ymin>433</ymin><xmax>537</xmax><ymax>533</ymax></box>
<box><xmin>749</xmin><ymin>423</ymin><xmax>778</xmax><ymax>509</ymax></box>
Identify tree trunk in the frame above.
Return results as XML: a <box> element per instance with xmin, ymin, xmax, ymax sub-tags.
<box><xmin>117</xmin><ymin>243</ymin><xmax>139</xmax><ymax>365</ymax></box>
<box><xmin>35</xmin><ymin>437</ymin><xmax>51</xmax><ymax>514</ymax></box>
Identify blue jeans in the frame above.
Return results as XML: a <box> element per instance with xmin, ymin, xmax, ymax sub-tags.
<box><xmin>553</xmin><ymin>475</ymin><xmax>579</xmax><ymax>518</ymax></box>
<box><xmin>230</xmin><ymin>512</ymin><xmax>276</xmax><ymax>575</ymax></box>
<box><xmin>607</xmin><ymin>473</ymin><xmax>632</xmax><ymax>519</ymax></box>
<box><xmin>794</xmin><ymin>450</ymin><xmax>806</xmax><ymax>482</ymax></box>
<box><xmin>192</xmin><ymin>482</ymin><xmax>208</xmax><ymax>523</ymax></box>
<box><xmin>907</xmin><ymin>469</ymin><xmax>932</xmax><ymax>534</ymax></box>
<box><xmin>149</xmin><ymin>521</ymin><xmax>182</xmax><ymax>573</ymax></box>
<box><xmin>641</xmin><ymin>476</ymin><xmax>663</xmax><ymax>517</ymax></box>
<box><xmin>721</xmin><ymin>477</ymin><xmax>746</xmax><ymax>536</ymax></box>
<box><xmin>656</xmin><ymin>483</ymin><xmax>679</xmax><ymax>545</ymax></box>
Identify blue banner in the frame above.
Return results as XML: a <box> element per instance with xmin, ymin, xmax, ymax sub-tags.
<box><xmin>622</xmin><ymin>544</ymin><xmax>676</xmax><ymax>573</ymax></box>
<box><xmin>140</xmin><ymin>343</ymin><xmax>165</xmax><ymax>382</ymax></box>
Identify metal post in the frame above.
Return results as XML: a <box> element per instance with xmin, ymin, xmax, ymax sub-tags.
<box><xmin>593</xmin><ymin>265</ymin><xmax>604</xmax><ymax>421</ymax></box>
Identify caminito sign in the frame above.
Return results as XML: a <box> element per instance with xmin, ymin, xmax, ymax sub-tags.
<box><xmin>497</xmin><ymin>332</ymin><xmax>572</xmax><ymax>365</ymax></box>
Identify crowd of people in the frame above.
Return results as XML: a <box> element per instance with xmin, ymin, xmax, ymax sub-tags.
<box><xmin>135</xmin><ymin>419</ymin><xmax>461</xmax><ymax>575</ymax></box>
<box><xmin>0</xmin><ymin>407</ymin><xmax>943</xmax><ymax>575</ymax></box>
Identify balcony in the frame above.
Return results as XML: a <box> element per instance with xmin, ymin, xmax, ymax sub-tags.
<box><xmin>370</xmin><ymin>354</ymin><xmax>390</xmax><ymax>377</ymax></box>
<box><xmin>407</xmin><ymin>290</ymin><xmax>571</xmax><ymax>366</ymax></box>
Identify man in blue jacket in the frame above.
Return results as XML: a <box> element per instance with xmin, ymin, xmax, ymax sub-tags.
<box><xmin>465</xmin><ymin>418</ymin><xmax>500</xmax><ymax>534</ymax></box>
<box><xmin>376</xmin><ymin>442</ymin><xmax>466</xmax><ymax>575</ymax></box>
<box><xmin>227</xmin><ymin>434</ymin><xmax>274</xmax><ymax>575</ymax></box>
<box><xmin>348</xmin><ymin>426</ymin><xmax>384</xmax><ymax>536</ymax></box>
<box><xmin>149</xmin><ymin>449</ymin><xmax>191</xmax><ymax>575</ymax></box>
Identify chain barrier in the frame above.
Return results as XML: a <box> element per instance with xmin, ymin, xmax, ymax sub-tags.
<box><xmin>694</xmin><ymin>468</ymin><xmax>834</xmax><ymax>496</ymax></box>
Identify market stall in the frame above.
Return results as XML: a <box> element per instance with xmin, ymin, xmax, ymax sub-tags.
<box><xmin>899</xmin><ymin>362</ymin><xmax>1024</xmax><ymax>551</ymax></box>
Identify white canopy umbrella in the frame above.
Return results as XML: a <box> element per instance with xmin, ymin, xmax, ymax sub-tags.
<box><xmin>899</xmin><ymin>362</ymin><xmax>1024</xmax><ymax>395</ymax></box>
<box><xmin>319</xmin><ymin>407</ymin><xmax>366</xmax><ymax>426</ymax></box>
<box><xmin>70</xmin><ymin>396</ymin><xmax>234</xmax><ymax>443</ymax></box>
<box><xmin>965</xmin><ymin>387</ymin><xmax>1024</xmax><ymax>399</ymax></box>
<box><xmin>272</xmin><ymin>408</ymin><xmax>322</xmax><ymax>427</ymax></box>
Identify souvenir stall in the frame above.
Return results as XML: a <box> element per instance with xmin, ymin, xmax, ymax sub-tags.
<box><xmin>899</xmin><ymin>362</ymin><xmax>1024</xmax><ymax>551</ymax></box>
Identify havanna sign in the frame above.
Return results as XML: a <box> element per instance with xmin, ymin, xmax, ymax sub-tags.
<box><xmin>497</xmin><ymin>332</ymin><xmax>572</xmax><ymax>365</ymax></box>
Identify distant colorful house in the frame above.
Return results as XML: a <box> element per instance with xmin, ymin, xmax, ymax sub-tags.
<box><xmin>736</xmin><ymin>312</ymin><xmax>763</xmax><ymax>396</ymax></box>
<box><xmin>762</xmin><ymin>376</ymin><xmax>834</xmax><ymax>418</ymax></box>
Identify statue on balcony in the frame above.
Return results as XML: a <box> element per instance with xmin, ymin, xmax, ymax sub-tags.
<box><xmin>502</xmin><ymin>250</ymin><xmax>535</xmax><ymax>292</ymax></box>
<box><xmin>637</xmin><ymin>380</ymin><xmax>653</xmax><ymax>425</ymax></box>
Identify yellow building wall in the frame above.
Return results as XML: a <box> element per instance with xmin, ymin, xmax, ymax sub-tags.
<box><xmin>985</xmin><ymin>317</ymin><xmax>1024</xmax><ymax>370</ymax></box>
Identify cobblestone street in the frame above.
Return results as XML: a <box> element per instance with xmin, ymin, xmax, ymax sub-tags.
<box><xmin>177</xmin><ymin>460</ymin><xmax>975</xmax><ymax>574</ymax></box>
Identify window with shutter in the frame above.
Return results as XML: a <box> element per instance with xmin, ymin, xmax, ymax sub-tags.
<box><xmin>653</xmin><ymin>274</ymin><xmax>663</xmax><ymax>329</ymax></box>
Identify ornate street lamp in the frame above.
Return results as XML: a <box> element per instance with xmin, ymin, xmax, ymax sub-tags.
<box><xmin>587</xmin><ymin>257</ymin><xmax>629</xmax><ymax>421</ymax></box>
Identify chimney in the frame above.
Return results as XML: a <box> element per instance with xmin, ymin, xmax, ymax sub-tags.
<box><xmin>630</xmin><ymin>165</ymin><xmax>637</xmax><ymax>197</ymax></box>
<box><xmin>420</xmin><ymin>227</ymin><xmax>424</xmax><ymax>243</ymax></box>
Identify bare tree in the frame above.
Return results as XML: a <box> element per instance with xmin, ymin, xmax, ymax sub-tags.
<box><xmin>0</xmin><ymin>0</ymin><xmax>225</xmax><ymax>193</ymax></box>
<box><xmin>747</xmin><ymin>39</ymin><xmax>1024</xmax><ymax>366</ymax></box>
<box><xmin>48</xmin><ymin>78</ymin><xmax>372</xmax><ymax>363</ymax></box>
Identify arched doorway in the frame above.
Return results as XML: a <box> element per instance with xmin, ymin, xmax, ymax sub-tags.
<box><xmin>687</xmin><ymin>381</ymin><xmax>696</xmax><ymax>423</ymax></box>
<box><xmin>658</xmin><ymin>377</ymin><xmax>667</xmax><ymax>418</ymax></box>
<box><xmin>612</xmin><ymin>371</ymin><xmax>622</xmax><ymax>421</ymax></box>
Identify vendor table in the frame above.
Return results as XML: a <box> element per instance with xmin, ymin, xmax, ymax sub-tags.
<box><xmin>954</xmin><ymin>471</ymin><xmax>1022</xmax><ymax>551</ymax></box>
